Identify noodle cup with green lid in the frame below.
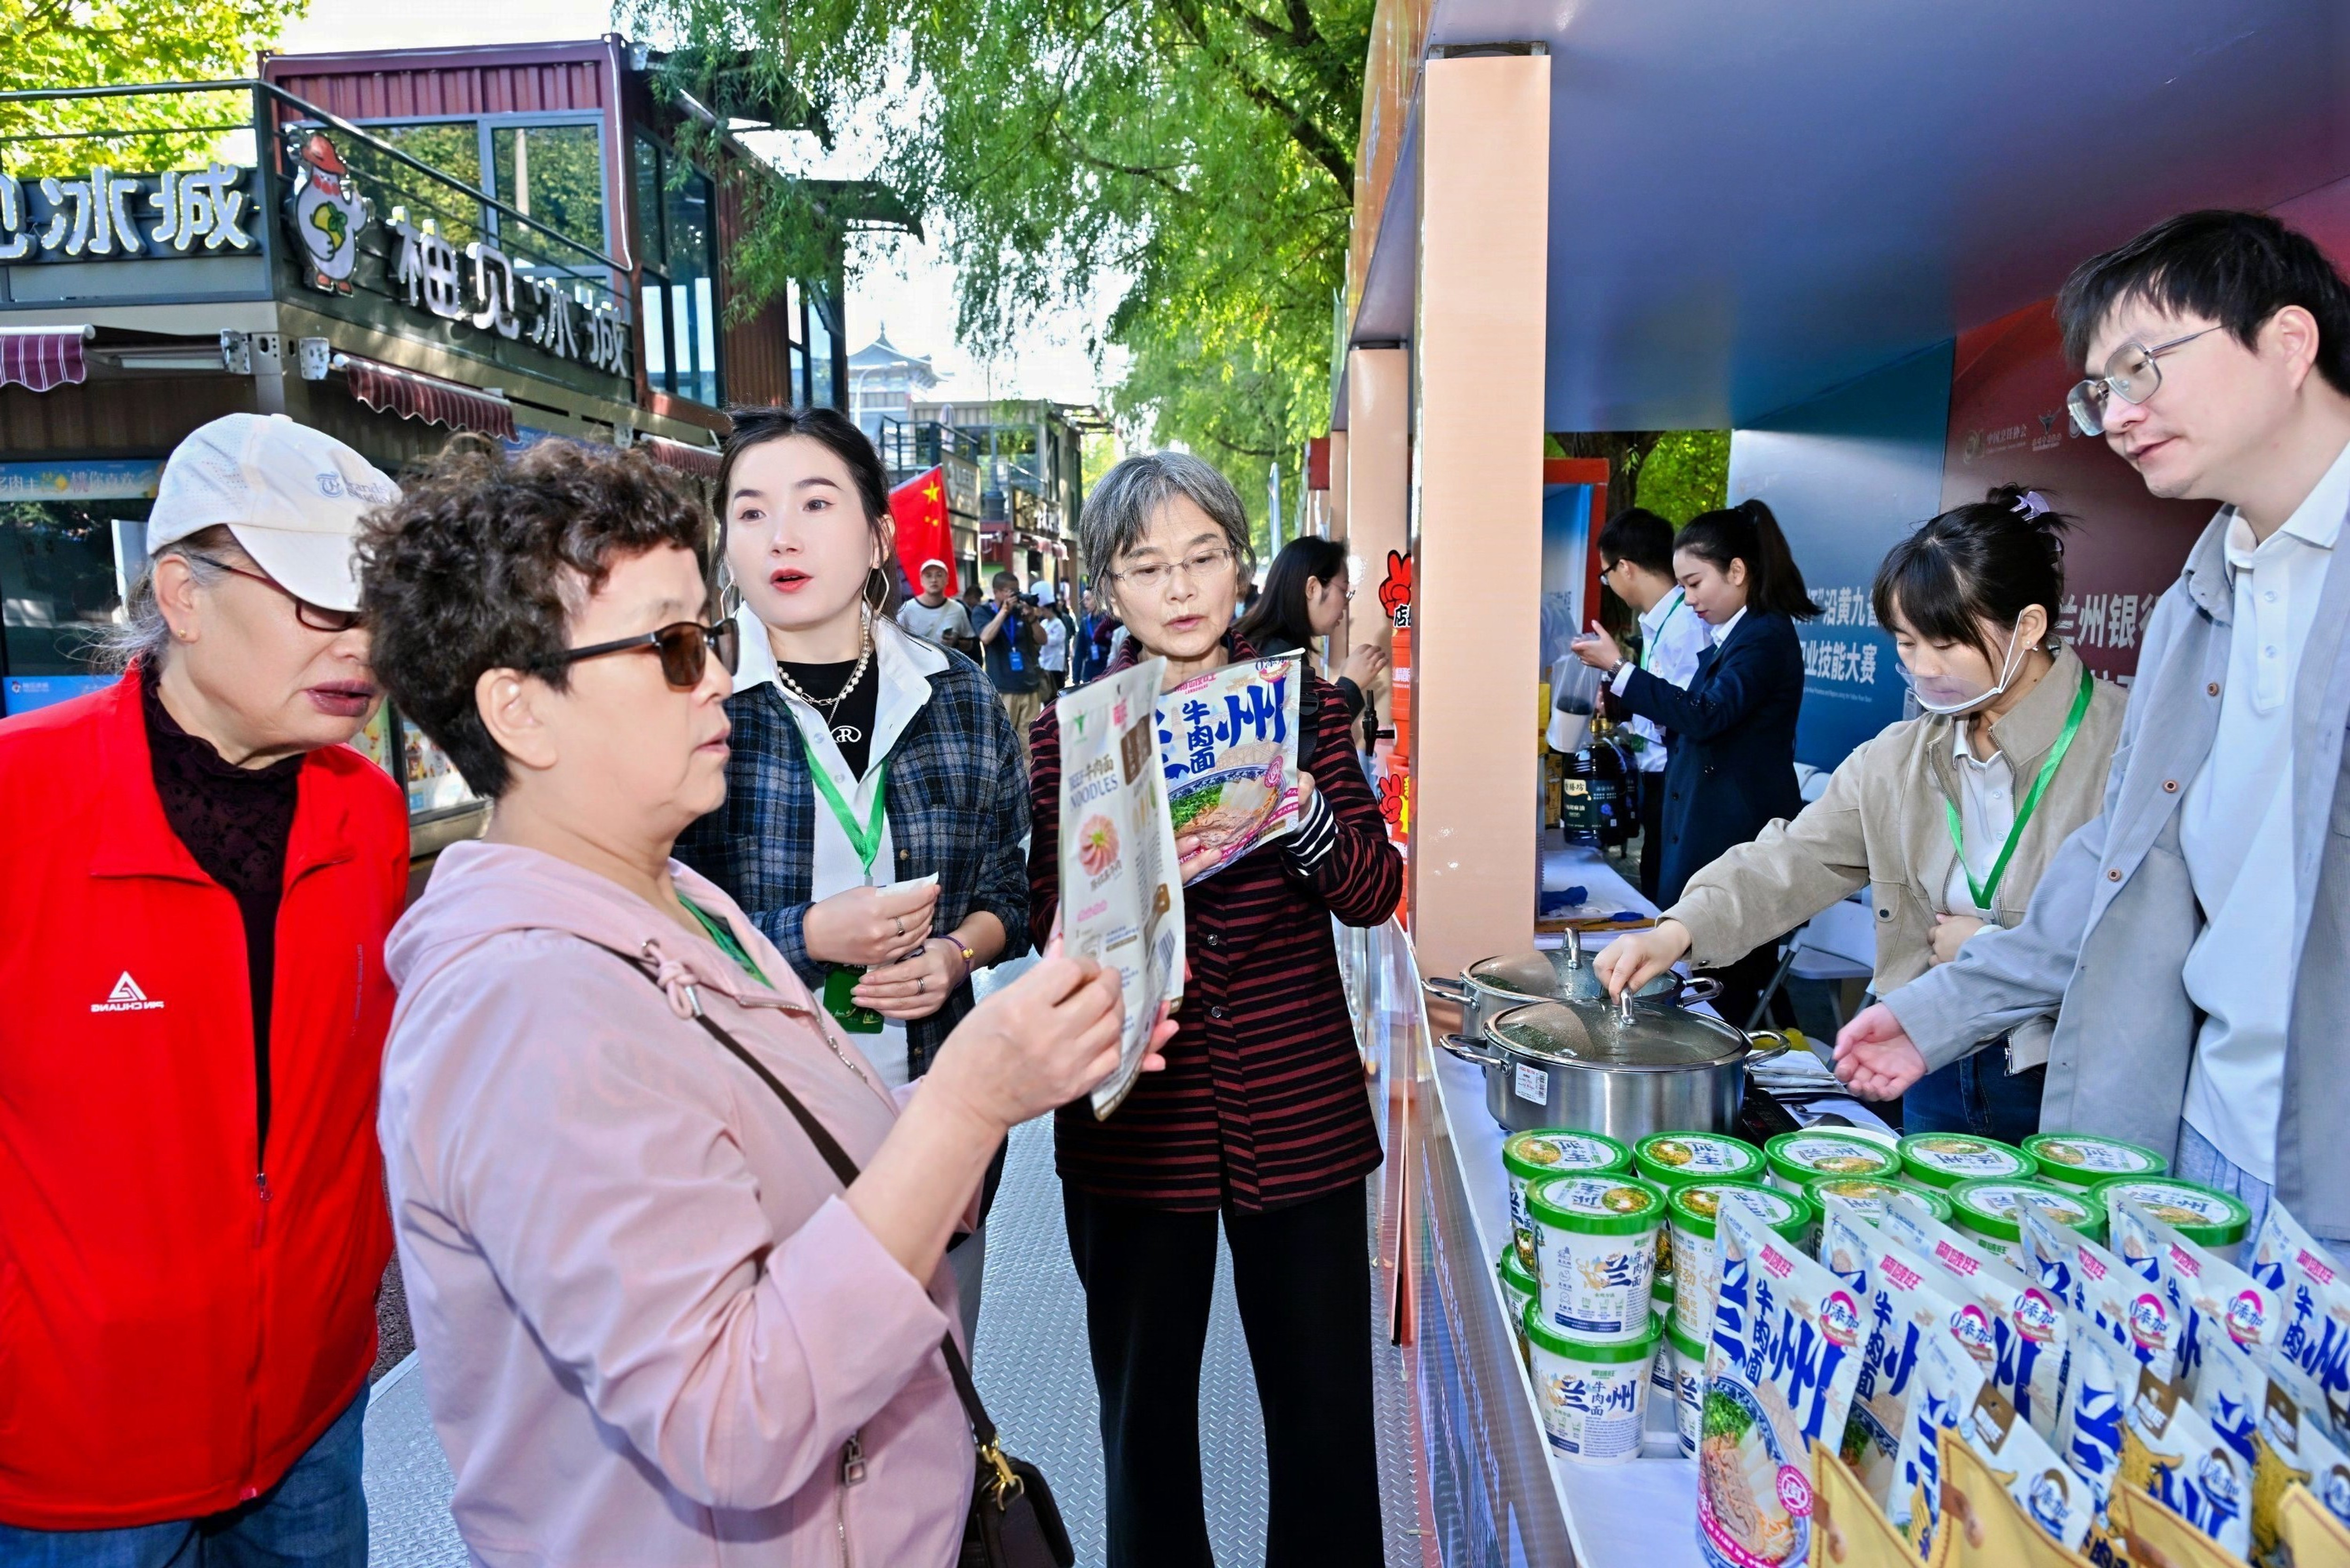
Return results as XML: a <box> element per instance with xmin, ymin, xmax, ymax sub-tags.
<box><xmin>1503</xmin><ymin>1129</ymin><xmax>1633</xmax><ymax>1272</ymax></box>
<box><xmin>2090</xmin><ymin>1176</ymin><xmax>2253</xmax><ymax>1250</ymax></box>
<box><xmin>1497</xmin><ymin>1245</ymin><xmax>1538</xmax><ymax>1366</ymax></box>
<box><xmin>1947</xmin><ymin>1178</ymin><xmax>2104</xmax><ymax>1266</ymax></box>
<box><xmin>1764</xmin><ymin>1129</ymin><xmax>1901</xmax><ymax>1193</ymax></box>
<box><xmin>1897</xmin><ymin>1131</ymin><xmax>2039</xmax><ymax>1188</ymax></box>
<box><xmin>1522</xmin><ymin>1302</ymin><xmax>1660</xmax><ymax>1465</ymax></box>
<box><xmin>1526</xmin><ymin>1173</ymin><xmax>1667</xmax><ymax>1342</ymax></box>
<box><xmin>1665</xmin><ymin>1318</ymin><xmax>1707</xmax><ymax>1459</ymax></box>
<box><xmin>1803</xmin><ymin>1174</ymin><xmax>1955</xmax><ymax>1226</ymax></box>
<box><xmin>2021</xmin><ymin>1132</ymin><xmax>2169</xmax><ymax>1190</ymax></box>
<box><xmin>1666</xmin><ymin>1179</ymin><xmax>1815</xmax><ymax>1345</ymax></box>
<box><xmin>1633</xmin><ymin>1130</ymin><xmax>1766</xmax><ymax>1187</ymax></box>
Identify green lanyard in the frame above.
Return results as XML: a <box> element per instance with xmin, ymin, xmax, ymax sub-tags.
<box><xmin>1943</xmin><ymin>665</ymin><xmax>2094</xmax><ymax>913</ymax></box>
<box><xmin>1638</xmin><ymin>590</ymin><xmax>1687</xmax><ymax>671</ymax></box>
<box><xmin>793</xmin><ymin>719</ymin><xmax>890</xmax><ymax>1033</ymax></box>
<box><xmin>795</xmin><ymin>720</ymin><xmax>889</xmax><ymax>883</ymax></box>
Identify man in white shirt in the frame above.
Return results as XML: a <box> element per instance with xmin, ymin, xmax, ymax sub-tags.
<box><xmin>1594</xmin><ymin>508</ymin><xmax>1711</xmax><ymax>899</ymax></box>
<box><xmin>1032</xmin><ymin>581</ymin><xmax>1072</xmax><ymax>699</ymax></box>
<box><xmin>892</xmin><ymin>558</ymin><xmax>976</xmax><ymax>658</ymax></box>
<box><xmin>1837</xmin><ymin>210</ymin><xmax>2350</xmax><ymax>1245</ymax></box>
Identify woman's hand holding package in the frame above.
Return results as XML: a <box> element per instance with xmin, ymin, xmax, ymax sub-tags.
<box><xmin>1594</xmin><ymin>920</ymin><xmax>1692</xmax><ymax>999</ymax></box>
<box><xmin>847</xmin><ymin>940</ymin><xmax>1176</xmax><ymax>1280</ymax></box>
<box><xmin>1927</xmin><ymin>913</ymin><xmax>1983</xmax><ymax>966</ymax></box>
<box><xmin>804</xmin><ymin>880</ymin><xmax>938</xmax><ymax>966</ymax></box>
<box><xmin>1569</xmin><ymin>622</ymin><xmax>1626</xmax><ymax>673</ymax></box>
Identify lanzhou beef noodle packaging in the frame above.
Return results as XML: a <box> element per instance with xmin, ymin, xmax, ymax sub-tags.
<box><xmin>1155</xmin><ymin>652</ymin><xmax>1302</xmax><ymax>885</ymax></box>
<box><xmin>1056</xmin><ymin>660</ymin><xmax>1186</xmax><ymax>1116</ymax></box>
<box><xmin>1881</xmin><ymin>1189</ymin><xmax>2070</xmax><ymax>1442</ymax></box>
<box><xmin>1697</xmin><ymin>1202</ymin><xmax>1865</xmax><ymax>1568</ymax></box>
<box><xmin>1818</xmin><ymin>1198</ymin><xmax>1970</xmax><ymax>1524</ymax></box>
<box><xmin>2249</xmin><ymin>1202</ymin><xmax>2350</xmax><ymax>1448</ymax></box>
<box><xmin>2120</xmin><ymin>1361</ymin><xmax>2256</xmax><ymax>1560</ymax></box>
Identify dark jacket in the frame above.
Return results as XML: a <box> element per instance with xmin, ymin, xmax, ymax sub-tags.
<box><xmin>1027</xmin><ymin>634</ymin><xmax>1402</xmax><ymax>1212</ymax></box>
<box><xmin>1616</xmin><ymin>609</ymin><xmax>1807</xmax><ymax>908</ymax></box>
<box><xmin>674</xmin><ymin>632</ymin><xmax>1031</xmax><ymax>1080</ymax></box>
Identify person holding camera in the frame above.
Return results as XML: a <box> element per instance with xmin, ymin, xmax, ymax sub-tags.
<box><xmin>979</xmin><ymin>569</ymin><xmax>1045</xmax><ymax>760</ymax></box>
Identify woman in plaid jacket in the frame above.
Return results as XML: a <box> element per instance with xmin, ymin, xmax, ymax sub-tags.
<box><xmin>674</xmin><ymin>407</ymin><xmax>1030</xmax><ymax>1343</ymax></box>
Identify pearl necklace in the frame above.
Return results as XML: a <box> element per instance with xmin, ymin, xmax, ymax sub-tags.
<box><xmin>773</xmin><ymin>603</ymin><xmax>874</xmax><ymax>724</ymax></box>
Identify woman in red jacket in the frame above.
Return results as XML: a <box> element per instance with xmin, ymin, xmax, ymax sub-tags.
<box><xmin>0</xmin><ymin>414</ymin><xmax>409</xmax><ymax>1565</ymax></box>
<box><xmin>1028</xmin><ymin>452</ymin><xmax>1403</xmax><ymax>1568</ymax></box>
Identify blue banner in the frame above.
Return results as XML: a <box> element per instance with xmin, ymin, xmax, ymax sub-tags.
<box><xmin>5</xmin><ymin>674</ymin><xmax>113</xmax><ymax>715</ymax></box>
<box><xmin>0</xmin><ymin>460</ymin><xmax>162</xmax><ymax>503</ymax></box>
<box><xmin>1729</xmin><ymin>341</ymin><xmax>1954</xmax><ymax>770</ymax></box>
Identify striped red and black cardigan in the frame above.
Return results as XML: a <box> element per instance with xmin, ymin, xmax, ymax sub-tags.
<box><xmin>1027</xmin><ymin>634</ymin><xmax>1402</xmax><ymax>1213</ymax></box>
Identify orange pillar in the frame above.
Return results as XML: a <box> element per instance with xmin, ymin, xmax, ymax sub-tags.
<box><xmin>1407</xmin><ymin>47</ymin><xmax>1550</xmax><ymax>984</ymax></box>
<box><xmin>1346</xmin><ymin>347</ymin><xmax>1410</xmax><ymax>736</ymax></box>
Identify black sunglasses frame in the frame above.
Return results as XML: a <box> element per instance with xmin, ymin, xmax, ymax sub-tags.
<box><xmin>535</xmin><ymin>617</ymin><xmax>740</xmax><ymax>690</ymax></box>
<box><xmin>193</xmin><ymin>556</ymin><xmax>367</xmax><ymax>634</ymax></box>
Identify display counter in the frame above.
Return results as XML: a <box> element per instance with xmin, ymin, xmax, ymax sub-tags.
<box><xmin>1341</xmin><ymin>845</ymin><xmax>1889</xmax><ymax>1568</ymax></box>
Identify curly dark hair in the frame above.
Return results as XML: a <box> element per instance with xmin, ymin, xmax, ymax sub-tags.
<box><xmin>357</xmin><ymin>437</ymin><xmax>716</xmax><ymax>797</ymax></box>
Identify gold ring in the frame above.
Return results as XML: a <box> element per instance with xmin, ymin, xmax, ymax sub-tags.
<box><xmin>894</xmin><ymin>916</ymin><xmax>906</xmax><ymax>937</ymax></box>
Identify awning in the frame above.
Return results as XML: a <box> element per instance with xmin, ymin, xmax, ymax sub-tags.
<box><xmin>641</xmin><ymin>435</ymin><xmax>722</xmax><ymax>482</ymax></box>
<box><xmin>0</xmin><ymin>326</ymin><xmax>93</xmax><ymax>394</ymax></box>
<box><xmin>334</xmin><ymin>353</ymin><xmax>516</xmax><ymax>441</ymax></box>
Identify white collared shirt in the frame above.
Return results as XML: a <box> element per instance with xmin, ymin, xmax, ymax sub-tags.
<box><xmin>1710</xmin><ymin>605</ymin><xmax>1748</xmax><ymax>647</ymax></box>
<box><xmin>1942</xmin><ymin>719</ymin><xmax>2016</xmax><ymax>921</ymax></box>
<box><xmin>733</xmin><ymin>607</ymin><xmax>948</xmax><ymax>1090</ymax></box>
<box><xmin>1606</xmin><ymin>588</ymin><xmax>1708</xmax><ymax>772</ymax></box>
<box><xmin>2178</xmin><ymin>437</ymin><xmax>2350</xmax><ymax>1182</ymax></box>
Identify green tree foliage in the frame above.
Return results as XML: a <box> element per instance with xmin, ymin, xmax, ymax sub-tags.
<box><xmin>628</xmin><ymin>0</ymin><xmax>1370</xmax><ymax>532</ymax></box>
<box><xmin>0</xmin><ymin>0</ymin><xmax>306</xmax><ymax>176</ymax></box>
<box><xmin>1634</xmin><ymin>430</ymin><xmax>1731</xmax><ymax>525</ymax></box>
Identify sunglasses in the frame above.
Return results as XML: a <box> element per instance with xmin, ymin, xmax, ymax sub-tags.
<box><xmin>536</xmin><ymin>617</ymin><xmax>740</xmax><ymax>690</ymax></box>
<box><xmin>196</xmin><ymin>557</ymin><xmax>366</xmax><ymax>633</ymax></box>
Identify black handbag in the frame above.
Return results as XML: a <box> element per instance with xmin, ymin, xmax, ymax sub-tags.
<box><xmin>596</xmin><ymin>942</ymin><xmax>1075</xmax><ymax>1568</ymax></box>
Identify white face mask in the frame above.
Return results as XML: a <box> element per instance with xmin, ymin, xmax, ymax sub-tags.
<box><xmin>1904</xmin><ymin>625</ymin><xmax>2029</xmax><ymax>716</ymax></box>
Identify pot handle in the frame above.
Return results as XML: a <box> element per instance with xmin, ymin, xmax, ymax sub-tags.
<box><xmin>1741</xmin><ymin>1028</ymin><xmax>1794</xmax><ymax>1066</ymax></box>
<box><xmin>1439</xmin><ymin>1033</ymin><xmax>1504</xmax><ymax>1069</ymax></box>
<box><xmin>1678</xmin><ymin>975</ymin><xmax>1724</xmax><ymax>1004</ymax></box>
<box><xmin>1422</xmin><ymin>976</ymin><xmax>1476</xmax><ymax>1006</ymax></box>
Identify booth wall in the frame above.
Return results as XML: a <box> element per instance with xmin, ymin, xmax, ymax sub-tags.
<box><xmin>1727</xmin><ymin>341</ymin><xmax>1954</xmax><ymax>770</ymax></box>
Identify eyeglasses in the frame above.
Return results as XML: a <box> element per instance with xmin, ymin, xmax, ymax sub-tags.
<box><xmin>2067</xmin><ymin>326</ymin><xmax>2221</xmax><ymax>436</ymax></box>
<box><xmin>194</xmin><ymin>557</ymin><xmax>366</xmax><ymax>633</ymax></box>
<box><xmin>1112</xmin><ymin>545</ymin><xmax>1237</xmax><ymax>594</ymax></box>
<box><xmin>536</xmin><ymin>617</ymin><xmax>739</xmax><ymax>689</ymax></box>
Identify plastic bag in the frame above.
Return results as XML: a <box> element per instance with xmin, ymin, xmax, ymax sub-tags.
<box><xmin>1884</xmin><ymin>1190</ymin><xmax>2071</xmax><ymax>1441</ymax></box>
<box><xmin>1822</xmin><ymin>1197</ymin><xmax>1974</xmax><ymax>1524</ymax></box>
<box><xmin>1930</xmin><ymin>1424</ymin><xmax>2099</xmax><ymax>1568</ymax></box>
<box><xmin>2120</xmin><ymin>1360</ymin><xmax>2256</xmax><ymax>1560</ymax></box>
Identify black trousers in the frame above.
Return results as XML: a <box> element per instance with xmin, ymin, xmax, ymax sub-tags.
<box><xmin>1063</xmin><ymin>1181</ymin><xmax>1386</xmax><ymax>1568</ymax></box>
<box><xmin>1637</xmin><ymin>771</ymin><xmax>1668</xmax><ymax>902</ymax></box>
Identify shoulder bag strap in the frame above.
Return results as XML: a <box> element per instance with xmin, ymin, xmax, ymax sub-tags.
<box><xmin>579</xmin><ymin>938</ymin><xmax>1001</xmax><ymax>1450</ymax></box>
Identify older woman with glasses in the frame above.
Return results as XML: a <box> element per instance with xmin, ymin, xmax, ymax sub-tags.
<box><xmin>1026</xmin><ymin>452</ymin><xmax>1403</xmax><ymax>1568</ymax></box>
<box><xmin>0</xmin><ymin>413</ymin><xmax>406</xmax><ymax>1561</ymax></box>
<box><xmin>360</xmin><ymin>438</ymin><xmax>1169</xmax><ymax>1567</ymax></box>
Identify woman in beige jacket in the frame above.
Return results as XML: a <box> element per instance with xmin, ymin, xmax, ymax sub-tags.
<box><xmin>1598</xmin><ymin>486</ymin><xmax>2126</xmax><ymax>1142</ymax></box>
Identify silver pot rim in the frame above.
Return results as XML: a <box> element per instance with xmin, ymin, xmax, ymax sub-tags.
<box><xmin>1478</xmin><ymin>998</ymin><xmax>1787</xmax><ymax>1076</ymax></box>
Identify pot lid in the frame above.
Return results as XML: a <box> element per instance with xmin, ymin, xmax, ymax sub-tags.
<box><xmin>1465</xmin><ymin>946</ymin><xmax>1676</xmax><ymax>1002</ymax></box>
<box><xmin>1487</xmin><ymin>997</ymin><xmax>1753</xmax><ymax>1070</ymax></box>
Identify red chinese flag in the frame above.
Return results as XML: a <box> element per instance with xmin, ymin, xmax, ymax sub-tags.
<box><xmin>889</xmin><ymin>466</ymin><xmax>956</xmax><ymax>597</ymax></box>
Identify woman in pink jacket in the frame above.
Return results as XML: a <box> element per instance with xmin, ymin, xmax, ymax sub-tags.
<box><xmin>358</xmin><ymin>438</ymin><xmax>1167</xmax><ymax>1567</ymax></box>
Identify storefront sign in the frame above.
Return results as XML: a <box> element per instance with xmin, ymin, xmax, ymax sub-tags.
<box><xmin>0</xmin><ymin>163</ymin><xmax>254</xmax><ymax>260</ymax></box>
<box><xmin>0</xmin><ymin>460</ymin><xmax>163</xmax><ymax>501</ymax></box>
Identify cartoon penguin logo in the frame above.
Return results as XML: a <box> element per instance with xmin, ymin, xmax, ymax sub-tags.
<box><xmin>285</xmin><ymin>130</ymin><xmax>370</xmax><ymax>295</ymax></box>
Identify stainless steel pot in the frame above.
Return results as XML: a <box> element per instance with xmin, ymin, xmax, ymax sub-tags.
<box><xmin>1439</xmin><ymin>996</ymin><xmax>1789</xmax><ymax>1140</ymax></box>
<box><xmin>1422</xmin><ymin>944</ymin><xmax>1720</xmax><ymax>1038</ymax></box>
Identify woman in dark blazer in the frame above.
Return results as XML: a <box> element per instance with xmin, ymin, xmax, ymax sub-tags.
<box><xmin>1573</xmin><ymin>498</ymin><xmax>1817</xmax><ymax>1021</ymax></box>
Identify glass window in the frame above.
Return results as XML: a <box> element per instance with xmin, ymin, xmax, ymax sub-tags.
<box><xmin>363</xmin><ymin>121</ymin><xmax>486</xmax><ymax>246</ymax></box>
<box><xmin>631</xmin><ymin>132</ymin><xmax>723</xmax><ymax>407</ymax></box>
<box><xmin>807</xmin><ymin>285</ymin><xmax>837</xmax><ymax>410</ymax></box>
<box><xmin>0</xmin><ymin>500</ymin><xmax>132</xmax><ymax>674</ymax></box>
<box><xmin>491</xmin><ymin>123</ymin><xmax>605</xmax><ymax>261</ymax></box>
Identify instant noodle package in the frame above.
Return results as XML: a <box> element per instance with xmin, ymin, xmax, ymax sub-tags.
<box><xmin>1695</xmin><ymin>1202</ymin><xmax>1866</xmax><ymax>1568</ymax></box>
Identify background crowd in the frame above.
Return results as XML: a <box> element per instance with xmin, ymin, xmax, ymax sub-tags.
<box><xmin>4</xmin><ymin>203</ymin><xmax>2349</xmax><ymax>1568</ymax></box>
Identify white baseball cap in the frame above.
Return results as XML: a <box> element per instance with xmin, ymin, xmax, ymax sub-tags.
<box><xmin>146</xmin><ymin>413</ymin><xmax>400</xmax><ymax>612</ymax></box>
<box><xmin>918</xmin><ymin>558</ymin><xmax>949</xmax><ymax>576</ymax></box>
